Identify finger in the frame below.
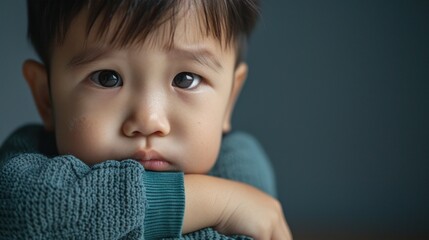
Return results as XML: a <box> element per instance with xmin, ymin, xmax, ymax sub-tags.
<box><xmin>272</xmin><ymin>224</ymin><xmax>283</xmax><ymax>240</ymax></box>
<box><xmin>281</xmin><ymin>213</ymin><xmax>293</xmax><ymax>240</ymax></box>
<box><xmin>273</xmin><ymin>215</ymin><xmax>292</xmax><ymax>240</ymax></box>
<box><xmin>272</xmin><ymin>224</ymin><xmax>291</xmax><ymax>240</ymax></box>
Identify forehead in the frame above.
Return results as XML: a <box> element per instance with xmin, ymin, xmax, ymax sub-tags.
<box><xmin>58</xmin><ymin>2</ymin><xmax>237</xmax><ymax>55</ymax></box>
<box><xmin>56</xmin><ymin>8</ymin><xmax>236</xmax><ymax>69</ymax></box>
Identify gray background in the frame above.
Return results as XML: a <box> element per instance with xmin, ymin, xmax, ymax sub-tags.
<box><xmin>1</xmin><ymin>0</ymin><xmax>428</xmax><ymax>239</ymax></box>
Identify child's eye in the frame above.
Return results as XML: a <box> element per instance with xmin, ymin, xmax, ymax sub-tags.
<box><xmin>89</xmin><ymin>70</ymin><xmax>123</xmax><ymax>88</ymax></box>
<box><xmin>172</xmin><ymin>72</ymin><xmax>202</xmax><ymax>90</ymax></box>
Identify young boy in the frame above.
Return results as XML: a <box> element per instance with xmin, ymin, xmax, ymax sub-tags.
<box><xmin>0</xmin><ymin>0</ymin><xmax>291</xmax><ymax>239</ymax></box>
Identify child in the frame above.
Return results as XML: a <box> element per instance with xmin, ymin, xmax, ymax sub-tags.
<box><xmin>0</xmin><ymin>0</ymin><xmax>291</xmax><ymax>239</ymax></box>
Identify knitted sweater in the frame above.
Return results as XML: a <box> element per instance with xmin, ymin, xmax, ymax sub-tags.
<box><xmin>0</xmin><ymin>124</ymin><xmax>276</xmax><ymax>239</ymax></box>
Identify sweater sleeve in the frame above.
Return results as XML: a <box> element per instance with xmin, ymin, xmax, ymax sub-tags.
<box><xmin>0</xmin><ymin>125</ymin><xmax>184</xmax><ymax>239</ymax></box>
<box><xmin>165</xmin><ymin>227</ymin><xmax>252</xmax><ymax>240</ymax></box>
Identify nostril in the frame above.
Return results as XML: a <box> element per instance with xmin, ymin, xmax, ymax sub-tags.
<box><xmin>122</xmin><ymin>112</ymin><xmax>171</xmax><ymax>137</ymax></box>
<box><xmin>154</xmin><ymin>130</ymin><xmax>167</xmax><ymax>137</ymax></box>
<box><xmin>122</xmin><ymin>121</ymin><xmax>137</xmax><ymax>137</ymax></box>
<box><xmin>131</xmin><ymin>130</ymin><xmax>141</xmax><ymax>136</ymax></box>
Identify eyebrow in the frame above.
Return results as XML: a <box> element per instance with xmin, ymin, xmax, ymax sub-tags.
<box><xmin>67</xmin><ymin>47</ymin><xmax>112</xmax><ymax>68</ymax></box>
<box><xmin>169</xmin><ymin>46</ymin><xmax>223</xmax><ymax>72</ymax></box>
<box><xmin>67</xmin><ymin>45</ymin><xmax>224</xmax><ymax>72</ymax></box>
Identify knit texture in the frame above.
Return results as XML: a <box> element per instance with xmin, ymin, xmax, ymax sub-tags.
<box><xmin>0</xmin><ymin>125</ymin><xmax>275</xmax><ymax>239</ymax></box>
<box><xmin>0</xmin><ymin>125</ymin><xmax>184</xmax><ymax>239</ymax></box>
<box><xmin>166</xmin><ymin>228</ymin><xmax>251</xmax><ymax>240</ymax></box>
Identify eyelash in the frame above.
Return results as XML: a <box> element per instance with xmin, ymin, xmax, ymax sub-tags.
<box><xmin>88</xmin><ymin>70</ymin><xmax>205</xmax><ymax>90</ymax></box>
<box><xmin>172</xmin><ymin>72</ymin><xmax>203</xmax><ymax>90</ymax></box>
<box><xmin>89</xmin><ymin>70</ymin><xmax>123</xmax><ymax>88</ymax></box>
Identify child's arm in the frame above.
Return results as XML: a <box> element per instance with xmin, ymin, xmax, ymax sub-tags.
<box><xmin>181</xmin><ymin>132</ymin><xmax>292</xmax><ymax>239</ymax></box>
<box><xmin>183</xmin><ymin>174</ymin><xmax>290</xmax><ymax>239</ymax></box>
<box><xmin>0</xmin><ymin>125</ymin><xmax>184</xmax><ymax>239</ymax></box>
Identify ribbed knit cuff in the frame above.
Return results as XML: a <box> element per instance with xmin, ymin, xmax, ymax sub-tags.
<box><xmin>143</xmin><ymin>171</ymin><xmax>185</xmax><ymax>239</ymax></box>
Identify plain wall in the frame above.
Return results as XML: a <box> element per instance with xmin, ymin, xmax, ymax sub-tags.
<box><xmin>1</xmin><ymin>0</ymin><xmax>428</xmax><ymax>238</ymax></box>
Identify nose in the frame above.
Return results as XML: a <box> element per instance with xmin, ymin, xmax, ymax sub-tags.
<box><xmin>122</xmin><ymin>97</ymin><xmax>171</xmax><ymax>138</ymax></box>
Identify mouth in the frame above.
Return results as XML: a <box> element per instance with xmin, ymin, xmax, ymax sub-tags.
<box><xmin>132</xmin><ymin>150</ymin><xmax>172</xmax><ymax>171</ymax></box>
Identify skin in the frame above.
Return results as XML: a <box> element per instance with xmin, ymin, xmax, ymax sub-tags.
<box><xmin>24</xmin><ymin>8</ymin><xmax>247</xmax><ymax>173</ymax></box>
<box><xmin>23</xmin><ymin>6</ymin><xmax>292</xmax><ymax>240</ymax></box>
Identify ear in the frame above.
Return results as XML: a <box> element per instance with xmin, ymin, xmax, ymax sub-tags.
<box><xmin>23</xmin><ymin>60</ymin><xmax>54</xmax><ymax>131</ymax></box>
<box><xmin>222</xmin><ymin>63</ymin><xmax>248</xmax><ymax>133</ymax></box>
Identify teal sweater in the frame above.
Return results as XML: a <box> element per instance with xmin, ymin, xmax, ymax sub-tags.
<box><xmin>0</xmin><ymin>125</ymin><xmax>276</xmax><ymax>239</ymax></box>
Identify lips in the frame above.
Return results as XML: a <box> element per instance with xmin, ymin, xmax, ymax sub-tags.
<box><xmin>132</xmin><ymin>150</ymin><xmax>171</xmax><ymax>171</ymax></box>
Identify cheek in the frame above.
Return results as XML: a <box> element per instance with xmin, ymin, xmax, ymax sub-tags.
<box><xmin>179</xmin><ymin>108</ymin><xmax>225</xmax><ymax>173</ymax></box>
<box><xmin>174</xmin><ymin>90</ymin><xmax>231</xmax><ymax>172</ymax></box>
<box><xmin>184</xmin><ymin>124</ymin><xmax>222</xmax><ymax>173</ymax></box>
<box><xmin>50</xmin><ymin>83</ymin><xmax>123</xmax><ymax>164</ymax></box>
<box><xmin>54</xmin><ymin>114</ymin><xmax>114</xmax><ymax>165</ymax></box>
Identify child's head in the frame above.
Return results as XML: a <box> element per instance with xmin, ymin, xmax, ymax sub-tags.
<box><xmin>24</xmin><ymin>0</ymin><xmax>259</xmax><ymax>173</ymax></box>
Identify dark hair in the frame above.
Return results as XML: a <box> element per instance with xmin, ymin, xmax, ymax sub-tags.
<box><xmin>27</xmin><ymin>0</ymin><xmax>260</xmax><ymax>68</ymax></box>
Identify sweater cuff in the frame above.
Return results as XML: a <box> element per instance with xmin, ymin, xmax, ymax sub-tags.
<box><xmin>143</xmin><ymin>171</ymin><xmax>185</xmax><ymax>239</ymax></box>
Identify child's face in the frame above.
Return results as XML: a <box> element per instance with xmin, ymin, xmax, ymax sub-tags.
<box><xmin>25</xmin><ymin>9</ymin><xmax>247</xmax><ymax>173</ymax></box>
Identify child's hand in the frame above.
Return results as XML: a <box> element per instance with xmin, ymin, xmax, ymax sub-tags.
<box><xmin>183</xmin><ymin>175</ymin><xmax>292</xmax><ymax>239</ymax></box>
<box><xmin>214</xmin><ymin>182</ymin><xmax>292</xmax><ymax>240</ymax></box>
